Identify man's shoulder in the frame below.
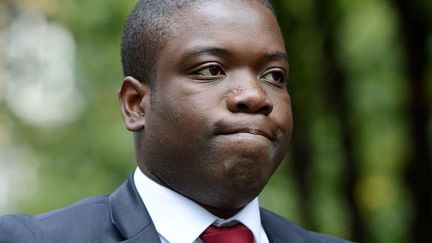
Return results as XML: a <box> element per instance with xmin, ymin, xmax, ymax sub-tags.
<box><xmin>0</xmin><ymin>195</ymin><xmax>121</xmax><ymax>243</ymax></box>
<box><xmin>260</xmin><ymin>208</ymin><xmax>354</xmax><ymax>243</ymax></box>
<box><xmin>1</xmin><ymin>195</ymin><xmax>110</xmax><ymax>224</ymax></box>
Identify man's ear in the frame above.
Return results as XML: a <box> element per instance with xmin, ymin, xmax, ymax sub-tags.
<box><xmin>118</xmin><ymin>76</ymin><xmax>149</xmax><ymax>132</ymax></box>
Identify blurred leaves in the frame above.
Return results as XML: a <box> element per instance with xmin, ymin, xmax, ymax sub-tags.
<box><xmin>0</xmin><ymin>0</ymin><xmax>430</xmax><ymax>242</ymax></box>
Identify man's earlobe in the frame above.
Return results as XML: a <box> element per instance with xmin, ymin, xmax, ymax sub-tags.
<box><xmin>119</xmin><ymin>76</ymin><xmax>149</xmax><ymax>132</ymax></box>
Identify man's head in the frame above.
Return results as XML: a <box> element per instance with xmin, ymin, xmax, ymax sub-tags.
<box><xmin>119</xmin><ymin>0</ymin><xmax>293</xmax><ymax>218</ymax></box>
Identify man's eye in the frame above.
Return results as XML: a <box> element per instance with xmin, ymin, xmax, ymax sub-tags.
<box><xmin>261</xmin><ymin>70</ymin><xmax>286</xmax><ymax>84</ymax></box>
<box><xmin>196</xmin><ymin>65</ymin><xmax>225</xmax><ymax>76</ymax></box>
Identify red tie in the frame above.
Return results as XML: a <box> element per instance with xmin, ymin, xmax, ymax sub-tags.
<box><xmin>200</xmin><ymin>223</ymin><xmax>254</xmax><ymax>243</ymax></box>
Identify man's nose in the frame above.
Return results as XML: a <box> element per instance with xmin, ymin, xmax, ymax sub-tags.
<box><xmin>226</xmin><ymin>73</ymin><xmax>273</xmax><ymax>115</ymax></box>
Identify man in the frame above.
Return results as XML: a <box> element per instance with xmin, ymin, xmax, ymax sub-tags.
<box><xmin>0</xmin><ymin>0</ymin><xmax>352</xmax><ymax>242</ymax></box>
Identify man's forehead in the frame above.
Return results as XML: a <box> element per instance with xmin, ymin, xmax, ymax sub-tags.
<box><xmin>171</xmin><ymin>0</ymin><xmax>276</xmax><ymax>25</ymax></box>
<box><xmin>171</xmin><ymin>7</ymin><xmax>281</xmax><ymax>46</ymax></box>
<box><xmin>168</xmin><ymin>0</ymin><xmax>282</xmax><ymax>43</ymax></box>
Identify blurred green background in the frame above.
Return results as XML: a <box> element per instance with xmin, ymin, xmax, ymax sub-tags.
<box><xmin>0</xmin><ymin>0</ymin><xmax>431</xmax><ymax>242</ymax></box>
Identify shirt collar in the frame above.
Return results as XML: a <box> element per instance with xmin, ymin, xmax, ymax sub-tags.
<box><xmin>133</xmin><ymin>167</ymin><xmax>263</xmax><ymax>242</ymax></box>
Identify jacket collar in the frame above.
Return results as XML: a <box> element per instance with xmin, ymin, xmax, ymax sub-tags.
<box><xmin>108</xmin><ymin>174</ymin><xmax>307</xmax><ymax>243</ymax></box>
<box><xmin>108</xmin><ymin>174</ymin><xmax>161</xmax><ymax>242</ymax></box>
<box><xmin>260</xmin><ymin>208</ymin><xmax>305</xmax><ymax>243</ymax></box>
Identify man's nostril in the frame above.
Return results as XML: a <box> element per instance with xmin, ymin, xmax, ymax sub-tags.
<box><xmin>258</xmin><ymin>104</ymin><xmax>272</xmax><ymax>115</ymax></box>
<box><xmin>237</xmin><ymin>103</ymin><xmax>249</xmax><ymax>111</ymax></box>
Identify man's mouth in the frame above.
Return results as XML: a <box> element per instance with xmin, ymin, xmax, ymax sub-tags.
<box><xmin>216</xmin><ymin>127</ymin><xmax>275</xmax><ymax>141</ymax></box>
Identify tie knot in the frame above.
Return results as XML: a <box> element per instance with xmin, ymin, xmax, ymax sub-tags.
<box><xmin>200</xmin><ymin>223</ymin><xmax>254</xmax><ymax>243</ymax></box>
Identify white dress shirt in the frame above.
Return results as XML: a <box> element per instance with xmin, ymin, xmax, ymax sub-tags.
<box><xmin>133</xmin><ymin>167</ymin><xmax>270</xmax><ymax>243</ymax></box>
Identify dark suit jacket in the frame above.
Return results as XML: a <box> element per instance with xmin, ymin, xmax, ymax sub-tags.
<box><xmin>0</xmin><ymin>175</ymin><xmax>352</xmax><ymax>243</ymax></box>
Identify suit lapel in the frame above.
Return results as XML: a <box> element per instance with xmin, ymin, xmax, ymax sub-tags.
<box><xmin>109</xmin><ymin>175</ymin><xmax>161</xmax><ymax>243</ymax></box>
<box><xmin>260</xmin><ymin>208</ymin><xmax>305</xmax><ymax>243</ymax></box>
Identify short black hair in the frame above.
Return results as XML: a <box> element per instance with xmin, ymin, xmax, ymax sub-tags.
<box><xmin>121</xmin><ymin>0</ymin><xmax>274</xmax><ymax>86</ymax></box>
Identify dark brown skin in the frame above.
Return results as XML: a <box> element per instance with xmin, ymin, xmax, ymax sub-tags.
<box><xmin>119</xmin><ymin>0</ymin><xmax>293</xmax><ymax>219</ymax></box>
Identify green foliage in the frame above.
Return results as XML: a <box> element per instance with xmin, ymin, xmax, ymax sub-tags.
<box><xmin>1</xmin><ymin>0</ymin><xmax>430</xmax><ymax>242</ymax></box>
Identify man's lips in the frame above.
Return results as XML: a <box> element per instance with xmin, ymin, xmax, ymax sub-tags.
<box><xmin>216</xmin><ymin>127</ymin><xmax>275</xmax><ymax>141</ymax></box>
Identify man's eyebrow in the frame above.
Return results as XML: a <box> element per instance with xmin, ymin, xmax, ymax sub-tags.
<box><xmin>181</xmin><ymin>47</ymin><xmax>288</xmax><ymax>64</ymax></box>
<box><xmin>181</xmin><ymin>46</ymin><xmax>230</xmax><ymax>60</ymax></box>
<box><xmin>264</xmin><ymin>51</ymin><xmax>289</xmax><ymax>62</ymax></box>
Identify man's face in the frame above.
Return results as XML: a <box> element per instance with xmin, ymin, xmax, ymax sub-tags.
<box><xmin>137</xmin><ymin>0</ymin><xmax>292</xmax><ymax>214</ymax></box>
